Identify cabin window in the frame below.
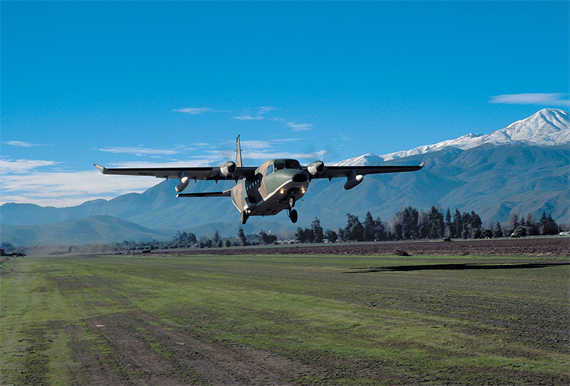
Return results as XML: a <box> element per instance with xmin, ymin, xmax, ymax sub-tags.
<box><xmin>274</xmin><ymin>162</ymin><xmax>285</xmax><ymax>170</ymax></box>
<box><xmin>267</xmin><ymin>165</ymin><xmax>274</xmax><ymax>175</ymax></box>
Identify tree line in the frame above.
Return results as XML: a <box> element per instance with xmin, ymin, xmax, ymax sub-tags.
<box><xmin>295</xmin><ymin>206</ymin><xmax>562</xmax><ymax>243</ymax></box>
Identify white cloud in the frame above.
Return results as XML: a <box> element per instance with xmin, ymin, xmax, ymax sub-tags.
<box><xmin>240</xmin><ymin>140</ymin><xmax>273</xmax><ymax>150</ymax></box>
<box><xmin>1</xmin><ymin>170</ymin><xmax>161</xmax><ymax>207</ymax></box>
<box><xmin>231</xmin><ymin>150</ymin><xmax>325</xmax><ymax>161</ymax></box>
<box><xmin>287</xmin><ymin>122</ymin><xmax>313</xmax><ymax>131</ymax></box>
<box><xmin>233</xmin><ymin>106</ymin><xmax>277</xmax><ymax>121</ymax></box>
<box><xmin>4</xmin><ymin>141</ymin><xmax>51</xmax><ymax>147</ymax></box>
<box><xmin>172</xmin><ymin>107</ymin><xmax>212</xmax><ymax>114</ymax></box>
<box><xmin>98</xmin><ymin>146</ymin><xmax>179</xmax><ymax>156</ymax></box>
<box><xmin>489</xmin><ymin>93</ymin><xmax>570</xmax><ymax>107</ymax></box>
<box><xmin>0</xmin><ymin>158</ymin><xmax>58</xmax><ymax>174</ymax></box>
<box><xmin>234</xmin><ymin>114</ymin><xmax>263</xmax><ymax>120</ymax></box>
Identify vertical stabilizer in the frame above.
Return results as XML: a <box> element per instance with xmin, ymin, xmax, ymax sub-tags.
<box><xmin>236</xmin><ymin>135</ymin><xmax>243</xmax><ymax>167</ymax></box>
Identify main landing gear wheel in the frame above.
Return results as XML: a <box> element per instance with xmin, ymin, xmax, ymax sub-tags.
<box><xmin>289</xmin><ymin>209</ymin><xmax>298</xmax><ymax>223</ymax></box>
<box><xmin>240</xmin><ymin>211</ymin><xmax>248</xmax><ymax>225</ymax></box>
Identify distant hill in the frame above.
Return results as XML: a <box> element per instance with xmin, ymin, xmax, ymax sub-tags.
<box><xmin>0</xmin><ymin>215</ymin><xmax>172</xmax><ymax>246</ymax></box>
<box><xmin>1</xmin><ymin>109</ymin><xmax>568</xmax><ymax>244</ymax></box>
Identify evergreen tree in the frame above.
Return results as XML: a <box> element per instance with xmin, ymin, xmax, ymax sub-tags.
<box><xmin>374</xmin><ymin>216</ymin><xmax>386</xmax><ymax>241</ymax></box>
<box><xmin>452</xmin><ymin>209</ymin><xmax>462</xmax><ymax>238</ymax></box>
<box><xmin>213</xmin><ymin>231</ymin><xmax>221</xmax><ymax>247</ymax></box>
<box><xmin>311</xmin><ymin>218</ymin><xmax>324</xmax><ymax>243</ymax></box>
<box><xmin>325</xmin><ymin>229</ymin><xmax>338</xmax><ymax>243</ymax></box>
<box><xmin>544</xmin><ymin>213</ymin><xmax>559</xmax><ymax>235</ymax></box>
<box><xmin>363</xmin><ymin>211</ymin><xmax>376</xmax><ymax>241</ymax></box>
<box><xmin>238</xmin><ymin>226</ymin><xmax>247</xmax><ymax>246</ymax></box>
<box><xmin>345</xmin><ymin>213</ymin><xmax>365</xmax><ymax>241</ymax></box>
<box><xmin>493</xmin><ymin>222</ymin><xmax>503</xmax><ymax>238</ymax></box>
<box><xmin>470</xmin><ymin>211</ymin><xmax>482</xmax><ymax>230</ymax></box>
<box><xmin>445</xmin><ymin>208</ymin><xmax>452</xmax><ymax>238</ymax></box>
<box><xmin>428</xmin><ymin>206</ymin><xmax>444</xmax><ymax>239</ymax></box>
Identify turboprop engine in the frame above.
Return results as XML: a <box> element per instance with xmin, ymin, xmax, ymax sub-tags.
<box><xmin>176</xmin><ymin>175</ymin><xmax>190</xmax><ymax>192</ymax></box>
<box><xmin>307</xmin><ymin>160</ymin><xmax>325</xmax><ymax>177</ymax></box>
<box><xmin>219</xmin><ymin>161</ymin><xmax>236</xmax><ymax>177</ymax></box>
<box><xmin>344</xmin><ymin>170</ymin><xmax>364</xmax><ymax>190</ymax></box>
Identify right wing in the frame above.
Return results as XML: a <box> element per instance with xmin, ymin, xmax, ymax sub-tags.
<box><xmin>309</xmin><ymin>162</ymin><xmax>425</xmax><ymax>179</ymax></box>
<box><xmin>94</xmin><ymin>164</ymin><xmax>256</xmax><ymax>181</ymax></box>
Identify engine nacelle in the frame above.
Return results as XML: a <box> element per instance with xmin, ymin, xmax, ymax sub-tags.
<box><xmin>344</xmin><ymin>172</ymin><xmax>364</xmax><ymax>190</ymax></box>
<box><xmin>220</xmin><ymin>161</ymin><xmax>236</xmax><ymax>177</ymax></box>
<box><xmin>176</xmin><ymin>176</ymin><xmax>190</xmax><ymax>192</ymax></box>
<box><xmin>307</xmin><ymin>160</ymin><xmax>325</xmax><ymax>177</ymax></box>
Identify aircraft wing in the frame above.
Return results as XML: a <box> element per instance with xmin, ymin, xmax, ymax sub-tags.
<box><xmin>94</xmin><ymin>164</ymin><xmax>257</xmax><ymax>180</ymax></box>
<box><xmin>177</xmin><ymin>190</ymin><xmax>232</xmax><ymax>198</ymax></box>
<box><xmin>312</xmin><ymin>162</ymin><xmax>425</xmax><ymax>179</ymax></box>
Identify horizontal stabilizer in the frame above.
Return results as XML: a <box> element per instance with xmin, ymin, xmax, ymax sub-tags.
<box><xmin>177</xmin><ymin>190</ymin><xmax>231</xmax><ymax>198</ymax></box>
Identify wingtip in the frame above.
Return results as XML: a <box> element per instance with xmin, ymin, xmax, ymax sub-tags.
<box><xmin>94</xmin><ymin>164</ymin><xmax>107</xmax><ymax>174</ymax></box>
<box><xmin>419</xmin><ymin>161</ymin><xmax>425</xmax><ymax>168</ymax></box>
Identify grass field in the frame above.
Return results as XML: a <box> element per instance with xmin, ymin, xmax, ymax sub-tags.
<box><xmin>1</xmin><ymin>253</ymin><xmax>568</xmax><ymax>385</ymax></box>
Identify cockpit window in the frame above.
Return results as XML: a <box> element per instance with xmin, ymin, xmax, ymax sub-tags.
<box><xmin>273</xmin><ymin>160</ymin><xmax>301</xmax><ymax>171</ymax></box>
<box><xmin>285</xmin><ymin>160</ymin><xmax>301</xmax><ymax>169</ymax></box>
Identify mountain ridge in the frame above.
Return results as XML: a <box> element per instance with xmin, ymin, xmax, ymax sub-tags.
<box><xmin>336</xmin><ymin>108</ymin><xmax>569</xmax><ymax>166</ymax></box>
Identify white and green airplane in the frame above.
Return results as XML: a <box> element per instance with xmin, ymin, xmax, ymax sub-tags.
<box><xmin>95</xmin><ymin>136</ymin><xmax>424</xmax><ymax>224</ymax></box>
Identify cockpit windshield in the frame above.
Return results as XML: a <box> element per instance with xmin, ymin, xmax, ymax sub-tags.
<box><xmin>274</xmin><ymin>159</ymin><xmax>301</xmax><ymax>171</ymax></box>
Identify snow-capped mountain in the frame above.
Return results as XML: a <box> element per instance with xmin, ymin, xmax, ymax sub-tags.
<box><xmin>336</xmin><ymin>108</ymin><xmax>569</xmax><ymax>166</ymax></box>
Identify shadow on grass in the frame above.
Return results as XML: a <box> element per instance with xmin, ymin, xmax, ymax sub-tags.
<box><xmin>347</xmin><ymin>262</ymin><xmax>570</xmax><ymax>274</ymax></box>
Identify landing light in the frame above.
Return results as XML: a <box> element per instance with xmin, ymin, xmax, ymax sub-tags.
<box><xmin>301</xmin><ymin>188</ymin><xmax>306</xmax><ymax>193</ymax></box>
<box><xmin>280</xmin><ymin>189</ymin><xmax>284</xmax><ymax>194</ymax></box>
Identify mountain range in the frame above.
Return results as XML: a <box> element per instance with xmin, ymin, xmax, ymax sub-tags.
<box><xmin>1</xmin><ymin>108</ymin><xmax>568</xmax><ymax>246</ymax></box>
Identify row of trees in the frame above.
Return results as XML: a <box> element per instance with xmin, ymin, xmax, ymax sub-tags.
<box><xmin>294</xmin><ymin>207</ymin><xmax>562</xmax><ymax>243</ymax></box>
<box><xmin>138</xmin><ymin>207</ymin><xmax>563</xmax><ymax>250</ymax></box>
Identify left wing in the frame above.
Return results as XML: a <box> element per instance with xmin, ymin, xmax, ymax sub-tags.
<box><xmin>309</xmin><ymin>162</ymin><xmax>425</xmax><ymax>179</ymax></box>
<box><xmin>94</xmin><ymin>164</ymin><xmax>256</xmax><ymax>181</ymax></box>
<box><xmin>177</xmin><ymin>190</ymin><xmax>232</xmax><ymax>198</ymax></box>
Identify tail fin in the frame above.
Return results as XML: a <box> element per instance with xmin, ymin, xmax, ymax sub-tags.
<box><xmin>236</xmin><ymin>135</ymin><xmax>243</xmax><ymax>167</ymax></box>
<box><xmin>0</xmin><ymin>249</ymin><xmax>6</xmax><ymax>256</ymax></box>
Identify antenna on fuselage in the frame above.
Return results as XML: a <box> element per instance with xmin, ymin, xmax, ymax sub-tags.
<box><xmin>236</xmin><ymin>135</ymin><xmax>243</xmax><ymax>167</ymax></box>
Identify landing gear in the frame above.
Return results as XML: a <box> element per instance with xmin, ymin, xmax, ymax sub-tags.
<box><xmin>289</xmin><ymin>209</ymin><xmax>298</xmax><ymax>223</ymax></box>
<box><xmin>240</xmin><ymin>211</ymin><xmax>248</xmax><ymax>225</ymax></box>
<box><xmin>289</xmin><ymin>195</ymin><xmax>295</xmax><ymax>209</ymax></box>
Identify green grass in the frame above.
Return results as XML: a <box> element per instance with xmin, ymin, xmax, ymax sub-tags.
<box><xmin>1</xmin><ymin>254</ymin><xmax>568</xmax><ymax>385</ymax></box>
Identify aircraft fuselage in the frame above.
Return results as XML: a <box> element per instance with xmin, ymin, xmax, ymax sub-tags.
<box><xmin>231</xmin><ymin>159</ymin><xmax>309</xmax><ymax>222</ymax></box>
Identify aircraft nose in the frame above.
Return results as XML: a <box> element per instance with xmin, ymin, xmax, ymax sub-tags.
<box><xmin>292</xmin><ymin>172</ymin><xmax>308</xmax><ymax>183</ymax></box>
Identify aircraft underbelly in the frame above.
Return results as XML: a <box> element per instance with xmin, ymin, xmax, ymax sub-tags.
<box><xmin>249</xmin><ymin>179</ymin><xmax>308</xmax><ymax>216</ymax></box>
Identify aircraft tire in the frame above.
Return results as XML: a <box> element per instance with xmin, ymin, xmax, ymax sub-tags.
<box><xmin>290</xmin><ymin>209</ymin><xmax>298</xmax><ymax>223</ymax></box>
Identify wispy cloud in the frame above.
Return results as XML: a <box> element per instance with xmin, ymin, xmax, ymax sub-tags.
<box><xmin>98</xmin><ymin>146</ymin><xmax>179</xmax><ymax>156</ymax></box>
<box><xmin>4</xmin><ymin>140</ymin><xmax>51</xmax><ymax>147</ymax></box>
<box><xmin>173</xmin><ymin>107</ymin><xmax>212</xmax><ymax>114</ymax></box>
<box><xmin>233</xmin><ymin>106</ymin><xmax>276</xmax><ymax>121</ymax></box>
<box><xmin>287</xmin><ymin>122</ymin><xmax>313</xmax><ymax>132</ymax></box>
<box><xmin>0</xmin><ymin>158</ymin><xmax>58</xmax><ymax>174</ymax></box>
<box><xmin>489</xmin><ymin>93</ymin><xmax>570</xmax><ymax>107</ymax></box>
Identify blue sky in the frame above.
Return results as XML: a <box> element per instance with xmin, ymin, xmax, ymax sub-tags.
<box><xmin>2</xmin><ymin>1</ymin><xmax>569</xmax><ymax>207</ymax></box>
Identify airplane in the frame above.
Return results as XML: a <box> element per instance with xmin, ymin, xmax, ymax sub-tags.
<box><xmin>1</xmin><ymin>248</ymin><xmax>26</xmax><ymax>257</ymax></box>
<box><xmin>95</xmin><ymin>136</ymin><xmax>424</xmax><ymax>225</ymax></box>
